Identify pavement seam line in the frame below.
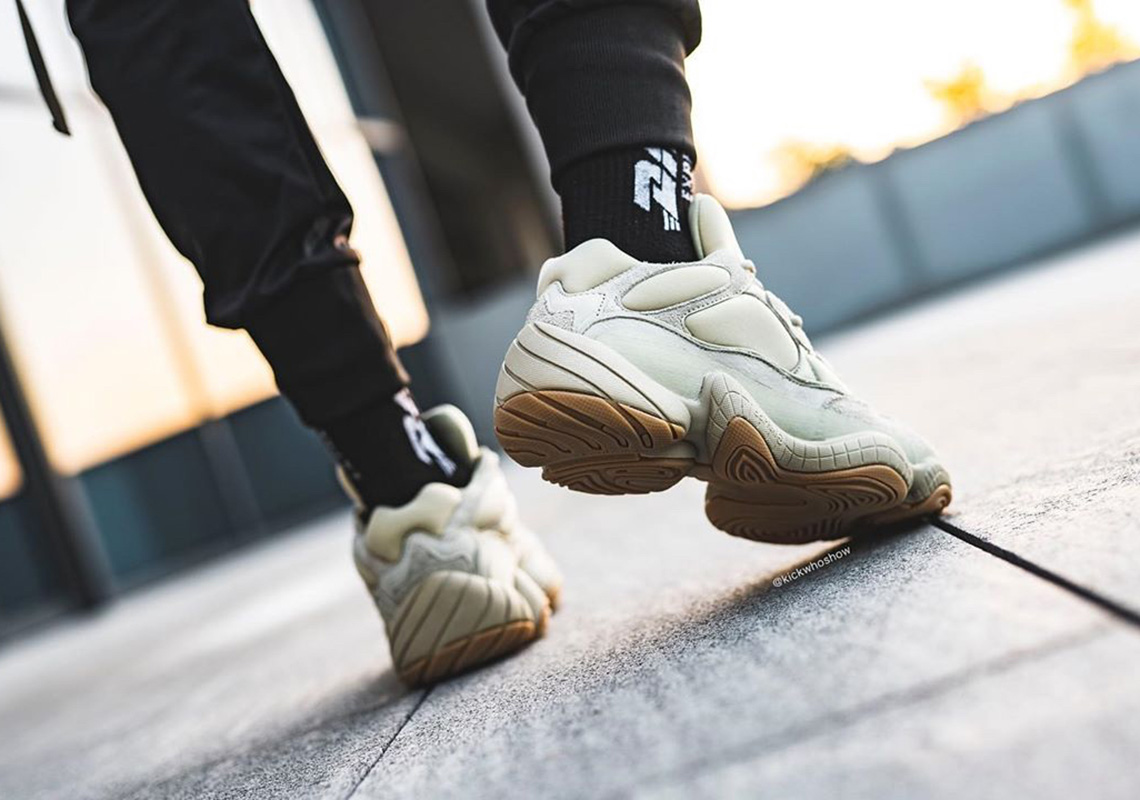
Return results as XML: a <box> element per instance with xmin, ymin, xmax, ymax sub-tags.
<box><xmin>932</xmin><ymin>518</ymin><xmax>1140</xmax><ymax>627</ymax></box>
<box><xmin>104</xmin><ymin>690</ymin><xmax>429</xmax><ymax>799</ymax></box>
<box><xmin>344</xmin><ymin>687</ymin><xmax>432</xmax><ymax>800</ymax></box>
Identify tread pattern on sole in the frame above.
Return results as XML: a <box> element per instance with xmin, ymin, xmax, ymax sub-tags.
<box><xmin>494</xmin><ymin>391</ymin><xmax>689</xmax><ymax>495</ymax></box>
<box><xmin>391</xmin><ymin>571</ymin><xmax>546</xmax><ymax>687</ymax></box>
<box><xmin>860</xmin><ymin>484</ymin><xmax>953</xmax><ymax>529</ymax></box>
<box><xmin>399</xmin><ymin>619</ymin><xmax>539</xmax><ymax>687</ymax></box>
<box><xmin>705</xmin><ymin>418</ymin><xmax>909</xmax><ymax>544</ymax></box>
<box><xmin>494</xmin><ymin>389</ymin><xmax>950</xmax><ymax>545</ymax></box>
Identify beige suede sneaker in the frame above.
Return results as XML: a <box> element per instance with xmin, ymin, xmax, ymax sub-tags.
<box><xmin>494</xmin><ymin>194</ymin><xmax>950</xmax><ymax>544</ymax></box>
<box><xmin>347</xmin><ymin>406</ymin><xmax>562</xmax><ymax>686</ymax></box>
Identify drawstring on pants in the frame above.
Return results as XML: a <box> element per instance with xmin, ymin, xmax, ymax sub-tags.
<box><xmin>15</xmin><ymin>0</ymin><xmax>71</xmax><ymax>136</ymax></box>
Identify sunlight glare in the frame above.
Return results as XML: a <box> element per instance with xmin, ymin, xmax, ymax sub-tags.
<box><xmin>688</xmin><ymin>0</ymin><xmax>1134</xmax><ymax>207</ymax></box>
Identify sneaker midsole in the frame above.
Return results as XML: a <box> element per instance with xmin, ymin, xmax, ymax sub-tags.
<box><xmin>497</xmin><ymin>322</ymin><xmax>912</xmax><ymax>480</ymax></box>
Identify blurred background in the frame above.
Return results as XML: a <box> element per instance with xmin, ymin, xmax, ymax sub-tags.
<box><xmin>1</xmin><ymin>0</ymin><xmax>1139</xmax><ymax>640</ymax></box>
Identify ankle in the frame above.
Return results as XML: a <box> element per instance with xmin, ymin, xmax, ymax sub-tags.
<box><xmin>320</xmin><ymin>389</ymin><xmax>471</xmax><ymax>510</ymax></box>
<box><xmin>556</xmin><ymin>146</ymin><xmax>697</xmax><ymax>263</ymax></box>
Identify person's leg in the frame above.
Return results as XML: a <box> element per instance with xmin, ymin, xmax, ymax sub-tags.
<box><xmin>488</xmin><ymin>0</ymin><xmax>702</xmax><ymax>262</ymax></box>
<box><xmin>489</xmin><ymin>1</ymin><xmax>952</xmax><ymax>540</ymax></box>
<box><xmin>66</xmin><ymin>0</ymin><xmax>464</xmax><ymax>509</ymax></box>
<box><xmin>67</xmin><ymin>0</ymin><xmax>560</xmax><ymax>684</ymax></box>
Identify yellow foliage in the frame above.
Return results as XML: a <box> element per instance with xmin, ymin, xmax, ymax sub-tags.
<box><xmin>752</xmin><ymin>1</ymin><xmax>1140</xmax><ymax>207</ymax></box>
<box><xmin>772</xmin><ymin>141</ymin><xmax>855</xmax><ymax>190</ymax></box>
<box><xmin>925</xmin><ymin>63</ymin><xmax>1000</xmax><ymax>127</ymax></box>
<box><xmin>1066</xmin><ymin>0</ymin><xmax>1140</xmax><ymax>74</ymax></box>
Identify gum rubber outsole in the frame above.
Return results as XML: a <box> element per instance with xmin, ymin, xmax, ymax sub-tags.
<box><xmin>704</xmin><ymin>418</ymin><xmax>908</xmax><ymax>543</ymax></box>
<box><xmin>399</xmin><ymin>618</ymin><xmax>542</xmax><ymax>687</ymax></box>
<box><xmin>391</xmin><ymin>571</ymin><xmax>549</xmax><ymax>687</ymax></box>
<box><xmin>494</xmin><ymin>390</ymin><xmax>951</xmax><ymax>545</ymax></box>
<box><xmin>493</xmin><ymin>390</ymin><xmax>690</xmax><ymax>495</ymax></box>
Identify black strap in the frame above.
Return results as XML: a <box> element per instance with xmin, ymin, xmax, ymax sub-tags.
<box><xmin>16</xmin><ymin>0</ymin><xmax>70</xmax><ymax>136</ymax></box>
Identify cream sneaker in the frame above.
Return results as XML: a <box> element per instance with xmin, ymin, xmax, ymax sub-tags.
<box><xmin>347</xmin><ymin>405</ymin><xmax>562</xmax><ymax>686</ymax></box>
<box><xmin>494</xmin><ymin>195</ymin><xmax>951</xmax><ymax>544</ymax></box>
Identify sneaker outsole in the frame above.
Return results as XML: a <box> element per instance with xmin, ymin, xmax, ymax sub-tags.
<box><xmin>703</xmin><ymin>417</ymin><xmax>907</xmax><ymax>543</ymax></box>
<box><xmin>494</xmin><ymin>390</ymin><xmax>951</xmax><ymax>544</ymax></box>
<box><xmin>390</xmin><ymin>570</ymin><xmax>548</xmax><ymax>687</ymax></box>
<box><xmin>494</xmin><ymin>390</ymin><xmax>690</xmax><ymax>495</ymax></box>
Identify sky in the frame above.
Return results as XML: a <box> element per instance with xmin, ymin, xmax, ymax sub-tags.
<box><xmin>688</xmin><ymin>0</ymin><xmax>1140</xmax><ymax>207</ymax></box>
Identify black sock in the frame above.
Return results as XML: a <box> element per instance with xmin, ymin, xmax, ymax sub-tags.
<box><xmin>320</xmin><ymin>388</ymin><xmax>471</xmax><ymax>509</ymax></box>
<box><xmin>556</xmin><ymin>146</ymin><xmax>697</xmax><ymax>262</ymax></box>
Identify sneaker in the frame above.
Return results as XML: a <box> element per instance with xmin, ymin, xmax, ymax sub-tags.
<box><xmin>494</xmin><ymin>194</ymin><xmax>951</xmax><ymax>544</ymax></box>
<box><xmin>347</xmin><ymin>405</ymin><xmax>562</xmax><ymax>686</ymax></box>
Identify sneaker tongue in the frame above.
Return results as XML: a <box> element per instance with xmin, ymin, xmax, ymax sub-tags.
<box><xmin>690</xmin><ymin>193</ymin><xmax>745</xmax><ymax>262</ymax></box>
<box><xmin>421</xmin><ymin>404</ymin><xmax>480</xmax><ymax>470</ymax></box>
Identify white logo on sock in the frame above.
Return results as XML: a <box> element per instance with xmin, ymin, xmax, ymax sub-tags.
<box><xmin>633</xmin><ymin>148</ymin><xmax>691</xmax><ymax>232</ymax></box>
<box><xmin>394</xmin><ymin>389</ymin><xmax>457</xmax><ymax>477</ymax></box>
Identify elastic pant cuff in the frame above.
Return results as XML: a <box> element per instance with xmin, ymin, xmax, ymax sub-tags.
<box><xmin>511</xmin><ymin>5</ymin><xmax>696</xmax><ymax>181</ymax></box>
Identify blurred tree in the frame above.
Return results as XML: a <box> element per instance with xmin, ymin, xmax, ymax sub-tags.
<box><xmin>924</xmin><ymin>63</ymin><xmax>1000</xmax><ymax>127</ymax></box>
<box><xmin>772</xmin><ymin>140</ymin><xmax>855</xmax><ymax>193</ymax></box>
<box><xmin>1066</xmin><ymin>0</ymin><xmax>1140</xmax><ymax>75</ymax></box>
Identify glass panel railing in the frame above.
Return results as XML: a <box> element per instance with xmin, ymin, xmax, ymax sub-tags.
<box><xmin>0</xmin><ymin>0</ymin><xmax>428</xmax><ymax>470</ymax></box>
<box><xmin>0</xmin><ymin>0</ymin><xmax>430</xmax><ymax>596</ymax></box>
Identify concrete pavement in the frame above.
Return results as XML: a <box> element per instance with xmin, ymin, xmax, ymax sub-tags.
<box><xmin>1</xmin><ymin>230</ymin><xmax>1138</xmax><ymax>799</ymax></box>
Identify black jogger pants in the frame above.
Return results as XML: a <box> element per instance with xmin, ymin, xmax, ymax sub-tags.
<box><xmin>66</xmin><ymin>0</ymin><xmax>701</xmax><ymax>427</ymax></box>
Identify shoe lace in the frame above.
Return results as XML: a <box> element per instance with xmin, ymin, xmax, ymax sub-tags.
<box><xmin>742</xmin><ymin>258</ymin><xmax>807</xmax><ymax>339</ymax></box>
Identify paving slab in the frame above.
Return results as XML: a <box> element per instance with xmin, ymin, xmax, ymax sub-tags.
<box><xmin>0</xmin><ymin>470</ymin><xmax>1118</xmax><ymax>799</ymax></box>
<box><xmin>0</xmin><ymin>516</ymin><xmax>421</xmax><ymax>800</ymax></box>
<box><xmin>353</xmin><ymin>472</ymin><xmax>1112</xmax><ymax>800</ymax></box>
<box><xmin>117</xmin><ymin>700</ymin><xmax>424</xmax><ymax>800</ymax></box>
<box><xmin>0</xmin><ymin>479</ymin><xmax>829</xmax><ymax>799</ymax></box>
<box><xmin>648</xmin><ymin>628</ymin><xmax>1140</xmax><ymax>800</ymax></box>
<box><xmin>3</xmin><ymin>233</ymin><xmax>1139</xmax><ymax>798</ymax></box>
<box><xmin>823</xmin><ymin>228</ymin><xmax>1140</xmax><ymax>611</ymax></box>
